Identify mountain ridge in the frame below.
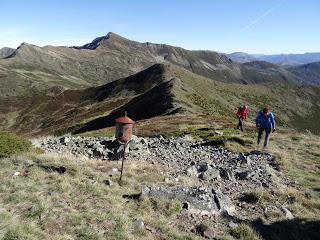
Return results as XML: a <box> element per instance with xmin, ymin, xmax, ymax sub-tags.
<box><xmin>0</xmin><ymin>32</ymin><xmax>320</xmax><ymax>135</ymax></box>
<box><xmin>0</xmin><ymin>31</ymin><xmax>304</xmax><ymax>100</ymax></box>
<box><xmin>227</xmin><ymin>52</ymin><xmax>320</xmax><ymax>66</ymax></box>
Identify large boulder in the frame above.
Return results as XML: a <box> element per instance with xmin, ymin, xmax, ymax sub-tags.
<box><xmin>213</xmin><ymin>189</ymin><xmax>235</xmax><ymax>216</ymax></box>
<box><xmin>140</xmin><ymin>186</ymin><xmax>234</xmax><ymax>216</ymax></box>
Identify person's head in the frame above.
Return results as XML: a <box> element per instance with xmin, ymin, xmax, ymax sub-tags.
<box><xmin>262</xmin><ymin>107</ymin><xmax>269</xmax><ymax>116</ymax></box>
<box><xmin>244</xmin><ymin>105</ymin><xmax>248</xmax><ymax>109</ymax></box>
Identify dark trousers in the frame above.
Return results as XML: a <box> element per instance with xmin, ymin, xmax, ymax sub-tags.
<box><xmin>257</xmin><ymin>127</ymin><xmax>271</xmax><ymax>147</ymax></box>
<box><xmin>237</xmin><ymin>118</ymin><xmax>244</xmax><ymax>131</ymax></box>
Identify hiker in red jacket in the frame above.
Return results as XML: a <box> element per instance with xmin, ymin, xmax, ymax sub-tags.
<box><xmin>236</xmin><ymin>105</ymin><xmax>249</xmax><ymax>132</ymax></box>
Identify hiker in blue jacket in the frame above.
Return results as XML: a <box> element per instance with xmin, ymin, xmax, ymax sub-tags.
<box><xmin>255</xmin><ymin>107</ymin><xmax>276</xmax><ymax>147</ymax></box>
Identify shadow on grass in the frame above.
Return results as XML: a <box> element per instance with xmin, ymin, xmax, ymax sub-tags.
<box><xmin>73</xmin><ymin>79</ymin><xmax>181</xmax><ymax>134</ymax></box>
<box><xmin>251</xmin><ymin>218</ymin><xmax>320</xmax><ymax>240</ymax></box>
<box><xmin>201</xmin><ymin>136</ymin><xmax>251</xmax><ymax>147</ymax></box>
<box><xmin>122</xmin><ymin>193</ymin><xmax>141</xmax><ymax>200</ymax></box>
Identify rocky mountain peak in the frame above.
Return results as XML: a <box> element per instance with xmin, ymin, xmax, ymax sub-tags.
<box><xmin>73</xmin><ymin>32</ymin><xmax>131</xmax><ymax>50</ymax></box>
<box><xmin>105</xmin><ymin>32</ymin><xmax>126</xmax><ymax>40</ymax></box>
<box><xmin>16</xmin><ymin>42</ymin><xmax>39</xmax><ymax>51</ymax></box>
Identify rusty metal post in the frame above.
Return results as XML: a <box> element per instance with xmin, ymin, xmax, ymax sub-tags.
<box><xmin>119</xmin><ymin>142</ymin><xmax>127</xmax><ymax>183</ymax></box>
<box><xmin>115</xmin><ymin>112</ymin><xmax>134</xmax><ymax>184</ymax></box>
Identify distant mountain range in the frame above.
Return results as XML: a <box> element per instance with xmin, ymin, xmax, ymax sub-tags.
<box><xmin>288</xmin><ymin>62</ymin><xmax>320</xmax><ymax>86</ymax></box>
<box><xmin>0</xmin><ymin>32</ymin><xmax>319</xmax><ymax>135</ymax></box>
<box><xmin>227</xmin><ymin>52</ymin><xmax>320</xmax><ymax>66</ymax></box>
<box><xmin>227</xmin><ymin>52</ymin><xmax>320</xmax><ymax>85</ymax></box>
<box><xmin>0</xmin><ymin>32</ymin><xmax>305</xmax><ymax>98</ymax></box>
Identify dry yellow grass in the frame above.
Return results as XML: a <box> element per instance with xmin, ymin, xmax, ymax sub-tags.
<box><xmin>0</xmin><ymin>152</ymin><xmax>201</xmax><ymax>240</ymax></box>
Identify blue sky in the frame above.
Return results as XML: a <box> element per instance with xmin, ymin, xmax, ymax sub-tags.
<box><xmin>1</xmin><ymin>0</ymin><xmax>319</xmax><ymax>54</ymax></box>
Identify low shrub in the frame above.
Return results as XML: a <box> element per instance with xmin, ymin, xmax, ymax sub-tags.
<box><xmin>0</xmin><ymin>132</ymin><xmax>31</xmax><ymax>158</ymax></box>
<box><xmin>231</xmin><ymin>224</ymin><xmax>261</xmax><ymax>240</ymax></box>
<box><xmin>240</xmin><ymin>191</ymin><xmax>262</xmax><ymax>204</ymax></box>
<box><xmin>291</xmin><ymin>135</ymin><xmax>303</xmax><ymax>141</ymax></box>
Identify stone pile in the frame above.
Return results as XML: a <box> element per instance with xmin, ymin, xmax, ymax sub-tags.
<box><xmin>32</xmin><ymin>135</ymin><xmax>149</xmax><ymax>160</ymax></box>
<box><xmin>135</xmin><ymin>137</ymin><xmax>288</xmax><ymax>190</ymax></box>
<box><xmin>34</xmin><ymin>135</ymin><xmax>290</xmax><ymax>192</ymax></box>
<box><xmin>34</xmin><ymin>134</ymin><xmax>294</xmax><ymax>220</ymax></box>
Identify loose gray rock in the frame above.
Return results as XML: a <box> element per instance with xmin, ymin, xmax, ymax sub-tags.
<box><xmin>140</xmin><ymin>185</ymin><xmax>151</xmax><ymax>200</ymax></box>
<box><xmin>228</xmin><ymin>221</ymin><xmax>238</xmax><ymax>230</ymax></box>
<box><xmin>199</xmin><ymin>168</ymin><xmax>220</xmax><ymax>181</ymax></box>
<box><xmin>185</xmin><ymin>166</ymin><xmax>198</xmax><ymax>177</ymax></box>
<box><xmin>133</xmin><ymin>218</ymin><xmax>145</xmax><ymax>231</ymax></box>
<box><xmin>197</xmin><ymin>162</ymin><xmax>209</xmax><ymax>172</ymax></box>
<box><xmin>219</xmin><ymin>168</ymin><xmax>234</xmax><ymax>181</ymax></box>
<box><xmin>203</xmin><ymin>228</ymin><xmax>216</xmax><ymax>239</ymax></box>
<box><xmin>213</xmin><ymin>189</ymin><xmax>235</xmax><ymax>216</ymax></box>
<box><xmin>236</xmin><ymin>170</ymin><xmax>255</xmax><ymax>180</ymax></box>
<box><xmin>281</xmin><ymin>207</ymin><xmax>294</xmax><ymax>220</ymax></box>
<box><xmin>60</xmin><ymin>136</ymin><xmax>71</xmax><ymax>144</ymax></box>
<box><xmin>104</xmin><ymin>179</ymin><xmax>113</xmax><ymax>186</ymax></box>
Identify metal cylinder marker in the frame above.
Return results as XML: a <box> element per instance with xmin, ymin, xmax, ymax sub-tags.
<box><xmin>115</xmin><ymin>112</ymin><xmax>134</xmax><ymax>183</ymax></box>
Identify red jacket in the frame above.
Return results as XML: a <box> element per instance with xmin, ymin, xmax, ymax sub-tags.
<box><xmin>236</xmin><ymin>107</ymin><xmax>249</xmax><ymax>119</ymax></box>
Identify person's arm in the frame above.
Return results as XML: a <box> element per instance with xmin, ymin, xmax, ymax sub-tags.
<box><xmin>255</xmin><ymin>114</ymin><xmax>260</xmax><ymax>128</ymax></box>
<box><xmin>270</xmin><ymin>113</ymin><xmax>276</xmax><ymax>130</ymax></box>
<box><xmin>236</xmin><ymin>109</ymin><xmax>241</xmax><ymax>118</ymax></box>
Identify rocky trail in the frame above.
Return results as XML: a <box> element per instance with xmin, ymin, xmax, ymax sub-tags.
<box><xmin>33</xmin><ymin>135</ymin><xmax>297</xmax><ymax>238</ymax></box>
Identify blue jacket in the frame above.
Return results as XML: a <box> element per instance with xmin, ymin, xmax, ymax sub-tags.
<box><xmin>255</xmin><ymin>111</ymin><xmax>276</xmax><ymax>129</ymax></box>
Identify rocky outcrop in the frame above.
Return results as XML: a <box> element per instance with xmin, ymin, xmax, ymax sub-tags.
<box><xmin>140</xmin><ymin>185</ymin><xmax>235</xmax><ymax>216</ymax></box>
